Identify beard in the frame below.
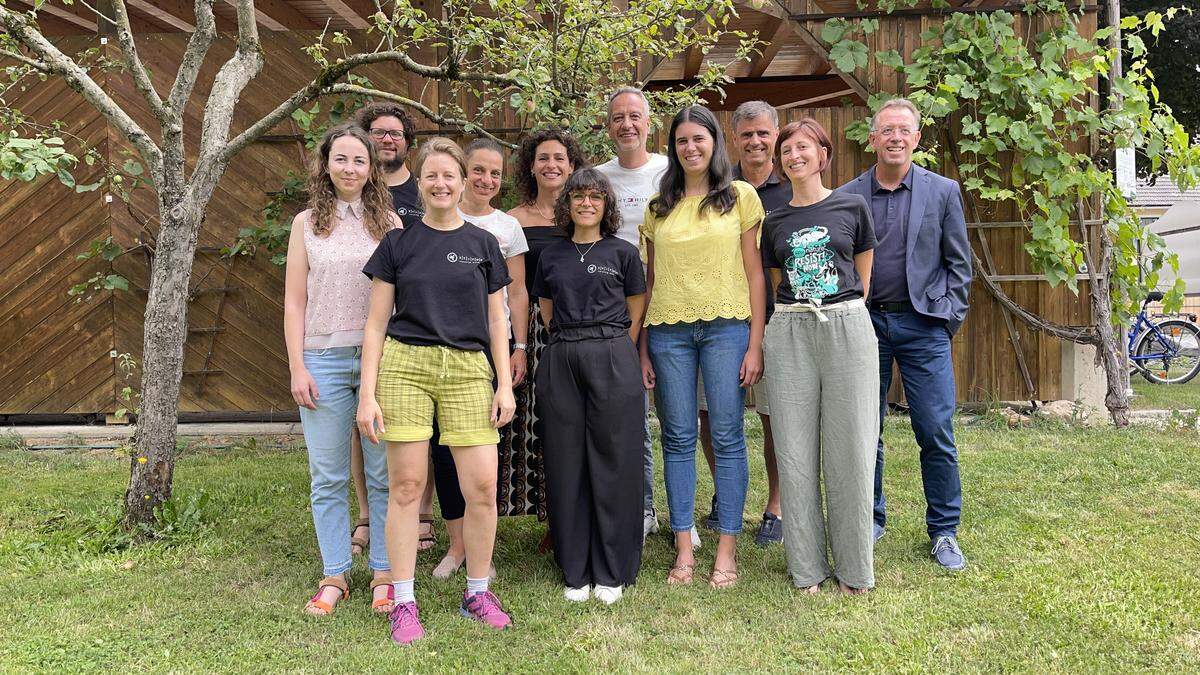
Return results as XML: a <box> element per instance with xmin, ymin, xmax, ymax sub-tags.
<box><xmin>381</xmin><ymin>150</ymin><xmax>407</xmax><ymax>173</ymax></box>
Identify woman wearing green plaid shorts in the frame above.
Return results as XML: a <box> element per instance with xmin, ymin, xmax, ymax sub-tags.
<box><xmin>358</xmin><ymin>138</ymin><xmax>517</xmax><ymax>644</ymax></box>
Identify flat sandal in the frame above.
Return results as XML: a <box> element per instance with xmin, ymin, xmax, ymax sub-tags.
<box><xmin>709</xmin><ymin>568</ymin><xmax>739</xmax><ymax>589</ymax></box>
<box><xmin>667</xmin><ymin>563</ymin><xmax>695</xmax><ymax>585</ymax></box>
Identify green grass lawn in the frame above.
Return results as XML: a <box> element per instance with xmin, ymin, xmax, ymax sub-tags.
<box><xmin>1131</xmin><ymin>376</ymin><xmax>1200</xmax><ymax>411</ymax></box>
<box><xmin>1</xmin><ymin>417</ymin><xmax>1198</xmax><ymax>672</ymax></box>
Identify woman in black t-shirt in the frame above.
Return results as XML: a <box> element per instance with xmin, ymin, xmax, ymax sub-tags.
<box><xmin>760</xmin><ymin>119</ymin><xmax>879</xmax><ymax>596</ymax></box>
<box><xmin>358</xmin><ymin>138</ymin><xmax>515</xmax><ymax>644</ymax></box>
<box><xmin>532</xmin><ymin>169</ymin><xmax>647</xmax><ymax>604</ymax></box>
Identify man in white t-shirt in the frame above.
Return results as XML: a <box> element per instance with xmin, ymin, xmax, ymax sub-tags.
<box><xmin>596</xmin><ymin>87</ymin><xmax>699</xmax><ymax>549</ymax></box>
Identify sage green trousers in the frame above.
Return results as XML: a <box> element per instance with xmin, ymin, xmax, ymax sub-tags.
<box><xmin>763</xmin><ymin>299</ymin><xmax>879</xmax><ymax>589</ymax></box>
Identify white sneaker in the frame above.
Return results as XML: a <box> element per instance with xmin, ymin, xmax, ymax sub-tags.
<box><xmin>593</xmin><ymin>585</ymin><xmax>623</xmax><ymax>604</ymax></box>
<box><xmin>564</xmin><ymin>585</ymin><xmax>591</xmax><ymax>602</ymax></box>
<box><xmin>642</xmin><ymin>509</ymin><xmax>659</xmax><ymax>542</ymax></box>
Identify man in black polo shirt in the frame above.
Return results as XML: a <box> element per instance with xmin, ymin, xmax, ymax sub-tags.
<box><xmin>698</xmin><ymin>100</ymin><xmax>790</xmax><ymax>547</ymax></box>
<box><xmin>355</xmin><ymin>102</ymin><xmax>425</xmax><ymax>229</ymax></box>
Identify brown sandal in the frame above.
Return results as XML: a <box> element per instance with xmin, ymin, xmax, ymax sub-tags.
<box><xmin>350</xmin><ymin>518</ymin><xmax>370</xmax><ymax>556</ymax></box>
<box><xmin>304</xmin><ymin>576</ymin><xmax>349</xmax><ymax>616</ymax></box>
<box><xmin>370</xmin><ymin>575</ymin><xmax>394</xmax><ymax>613</ymax></box>
<box><xmin>667</xmin><ymin>563</ymin><xmax>695</xmax><ymax>585</ymax></box>
<box><xmin>418</xmin><ymin>514</ymin><xmax>436</xmax><ymax>552</ymax></box>
<box><xmin>709</xmin><ymin>568</ymin><xmax>740</xmax><ymax>589</ymax></box>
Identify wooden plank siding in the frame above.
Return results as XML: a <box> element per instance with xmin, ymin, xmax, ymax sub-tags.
<box><xmin>0</xmin><ymin>10</ymin><xmax>1097</xmax><ymax>414</ymax></box>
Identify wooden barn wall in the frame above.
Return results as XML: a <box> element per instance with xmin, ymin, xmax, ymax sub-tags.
<box><xmin>0</xmin><ymin>10</ymin><xmax>1098</xmax><ymax>415</ymax></box>
<box><xmin>0</xmin><ymin>36</ymin><xmax>117</xmax><ymax>416</ymax></box>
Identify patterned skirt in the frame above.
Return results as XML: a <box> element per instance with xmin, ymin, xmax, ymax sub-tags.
<box><xmin>497</xmin><ymin>310</ymin><xmax>548</xmax><ymax>519</ymax></box>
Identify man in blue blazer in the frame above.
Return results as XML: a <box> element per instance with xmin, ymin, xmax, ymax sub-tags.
<box><xmin>839</xmin><ymin>98</ymin><xmax>972</xmax><ymax>571</ymax></box>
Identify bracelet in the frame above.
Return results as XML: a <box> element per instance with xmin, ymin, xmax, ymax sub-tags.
<box><xmin>512</xmin><ymin>342</ymin><xmax>528</xmax><ymax>351</ymax></box>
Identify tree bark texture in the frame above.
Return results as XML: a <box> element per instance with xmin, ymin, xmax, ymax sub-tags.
<box><xmin>122</xmin><ymin>200</ymin><xmax>202</xmax><ymax>529</ymax></box>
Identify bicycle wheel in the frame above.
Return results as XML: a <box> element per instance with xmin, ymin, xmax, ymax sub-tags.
<box><xmin>1133</xmin><ymin>319</ymin><xmax>1200</xmax><ymax>384</ymax></box>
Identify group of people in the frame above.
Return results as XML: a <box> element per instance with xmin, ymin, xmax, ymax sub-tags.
<box><xmin>283</xmin><ymin>89</ymin><xmax>973</xmax><ymax>646</ymax></box>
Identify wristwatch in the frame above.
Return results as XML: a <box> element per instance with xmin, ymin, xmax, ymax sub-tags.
<box><xmin>512</xmin><ymin>343</ymin><xmax>528</xmax><ymax>351</ymax></box>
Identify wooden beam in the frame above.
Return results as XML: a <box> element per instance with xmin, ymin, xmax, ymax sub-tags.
<box><xmin>222</xmin><ymin>0</ymin><xmax>317</xmax><ymax>31</ymax></box>
<box><xmin>127</xmin><ymin>0</ymin><xmax>194</xmax><ymax>32</ymax></box>
<box><xmin>639</xmin><ymin>11</ymin><xmax>709</xmax><ymax>83</ymax></box>
<box><xmin>322</xmin><ymin>0</ymin><xmax>373</xmax><ymax>29</ymax></box>
<box><xmin>777</xmin><ymin>87</ymin><xmax>854</xmax><ymax>109</ymax></box>
<box><xmin>12</xmin><ymin>0</ymin><xmax>98</xmax><ymax>32</ymax></box>
<box><xmin>737</xmin><ymin>0</ymin><xmax>870</xmax><ymax>101</ymax></box>
<box><xmin>789</xmin><ymin>2</ymin><xmax>1097</xmax><ymax>21</ymax></box>
<box><xmin>682</xmin><ymin>43</ymin><xmax>704</xmax><ymax>79</ymax></box>
<box><xmin>746</xmin><ymin>16</ymin><xmax>789</xmax><ymax>78</ymax></box>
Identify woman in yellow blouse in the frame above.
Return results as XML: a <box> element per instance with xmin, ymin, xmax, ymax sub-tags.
<box><xmin>639</xmin><ymin>105</ymin><xmax>767</xmax><ymax>589</ymax></box>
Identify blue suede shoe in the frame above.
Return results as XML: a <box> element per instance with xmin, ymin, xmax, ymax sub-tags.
<box><xmin>931</xmin><ymin>535</ymin><xmax>966</xmax><ymax>571</ymax></box>
<box><xmin>873</xmin><ymin>523</ymin><xmax>885</xmax><ymax>543</ymax></box>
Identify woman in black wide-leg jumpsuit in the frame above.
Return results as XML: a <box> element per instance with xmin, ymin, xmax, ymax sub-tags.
<box><xmin>533</xmin><ymin>169</ymin><xmax>647</xmax><ymax>602</ymax></box>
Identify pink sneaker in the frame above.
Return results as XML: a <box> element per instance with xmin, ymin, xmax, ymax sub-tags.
<box><xmin>388</xmin><ymin>601</ymin><xmax>425</xmax><ymax>645</ymax></box>
<box><xmin>460</xmin><ymin>590</ymin><xmax>512</xmax><ymax>630</ymax></box>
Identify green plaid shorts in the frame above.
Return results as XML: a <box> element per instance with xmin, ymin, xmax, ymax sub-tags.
<box><xmin>376</xmin><ymin>338</ymin><xmax>499</xmax><ymax>447</ymax></box>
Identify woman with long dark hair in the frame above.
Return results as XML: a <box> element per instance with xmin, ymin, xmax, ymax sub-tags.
<box><xmin>534</xmin><ymin>169</ymin><xmax>646</xmax><ymax>604</ymax></box>
<box><xmin>639</xmin><ymin>105</ymin><xmax>766</xmax><ymax>589</ymax></box>
<box><xmin>503</xmin><ymin>129</ymin><xmax>586</xmax><ymax>525</ymax></box>
<box><xmin>284</xmin><ymin>123</ymin><xmax>402</xmax><ymax>616</ymax></box>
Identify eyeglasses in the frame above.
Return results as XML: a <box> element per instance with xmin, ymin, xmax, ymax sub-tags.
<box><xmin>368</xmin><ymin>128</ymin><xmax>405</xmax><ymax>140</ymax></box>
<box><xmin>569</xmin><ymin>191</ymin><xmax>606</xmax><ymax>204</ymax></box>
<box><xmin>874</xmin><ymin>127</ymin><xmax>915</xmax><ymax>138</ymax></box>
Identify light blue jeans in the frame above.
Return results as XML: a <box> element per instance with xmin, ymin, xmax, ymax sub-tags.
<box><xmin>298</xmin><ymin>346</ymin><xmax>390</xmax><ymax>575</ymax></box>
<box><xmin>647</xmin><ymin>319</ymin><xmax>750</xmax><ymax>535</ymax></box>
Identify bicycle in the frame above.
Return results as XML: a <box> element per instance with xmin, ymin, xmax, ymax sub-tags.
<box><xmin>1127</xmin><ymin>290</ymin><xmax>1200</xmax><ymax>384</ymax></box>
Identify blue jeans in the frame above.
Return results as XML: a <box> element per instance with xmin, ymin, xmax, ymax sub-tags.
<box><xmin>298</xmin><ymin>346</ymin><xmax>390</xmax><ymax>574</ymax></box>
<box><xmin>870</xmin><ymin>310</ymin><xmax>962</xmax><ymax>538</ymax></box>
<box><xmin>648</xmin><ymin>319</ymin><xmax>749</xmax><ymax>535</ymax></box>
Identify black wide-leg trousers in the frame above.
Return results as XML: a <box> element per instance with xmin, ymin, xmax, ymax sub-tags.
<box><xmin>536</xmin><ymin>326</ymin><xmax>645</xmax><ymax>589</ymax></box>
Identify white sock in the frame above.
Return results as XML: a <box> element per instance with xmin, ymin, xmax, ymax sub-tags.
<box><xmin>466</xmin><ymin>575</ymin><xmax>489</xmax><ymax>596</ymax></box>
<box><xmin>393</xmin><ymin>578</ymin><xmax>415</xmax><ymax>603</ymax></box>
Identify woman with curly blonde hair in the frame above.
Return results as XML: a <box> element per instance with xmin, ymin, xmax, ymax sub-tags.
<box><xmin>284</xmin><ymin>123</ymin><xmax>403</xmax><ymax>617</ymax></box>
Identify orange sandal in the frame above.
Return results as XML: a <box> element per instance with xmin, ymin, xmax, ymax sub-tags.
<box><xmin>370</xmin><ymin>576</ymin><xmax>394</xmax><ymax>614</ymax></box>
<box><xmin>304</xmin><ymin>576</ymin><xmax>349</xmax><ymax>616</ymax></box>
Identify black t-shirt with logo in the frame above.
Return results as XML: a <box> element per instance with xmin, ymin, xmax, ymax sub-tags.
<box><xmin>388</xmin><ymin>176</ymin><xmax>425</xmax><ymax>229</ymax></box>
<box><xmin>761</xmin><ymin>191</ymin><xmax>877</xmax><ymax>306</ymax></box>
<box><xmin>363</xmin><ymin>221</ymin><xmax>511</xmax><ymax>351</ymax></box>
<box><xmin>532</xmin><ymin>237</ymin><xmax>646</xmax><ymax>331</ymax></box>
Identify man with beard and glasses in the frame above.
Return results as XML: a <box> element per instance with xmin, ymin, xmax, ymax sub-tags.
<box><xmin>356</xmin><ymin>103</ymin><xmax>425</xmax><ymax>229</ymax></box>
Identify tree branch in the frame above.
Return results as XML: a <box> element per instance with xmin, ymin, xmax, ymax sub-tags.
<box><xmin>220</xmin><ymin>50</ymin><xmax>518</xmax><ymax>163</ymax></box>
<box><xmin>167</xmin><ymin>0</ymin><xmax>218</xmax><ymax>117</ymax></box>
<box><xmin>191</xmin><ymin>0</ymin><xmax>261</xmax><ymax>194</ymax></box>
<box><xmin>329</xmin><ymin>83</ymin><xmax>517</xmax><ymax>149</ymax></box>
<box><xmin>110</xmin><ymin>0</ymin><xmax>167</xmax><ymax>123</ymax></box>
<box><xmin>0</xmin><ymin>48</ymin><xmax>50</xmax><ymax>73</ymax></box>
<box><xmin>0</xmin><ymin>5</ymin><xmax>163</xmax><ymax>173</ymax></box>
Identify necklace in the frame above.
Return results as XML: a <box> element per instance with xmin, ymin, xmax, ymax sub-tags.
<box><xmin>534</xmin><ymin>200</ymin><xmax>554</xmax><ymax>222</ymax></box>
<box><xmin>573</xmin><ymin>239</ymin><xmax>599</xmax><ymax>262</ymax></box>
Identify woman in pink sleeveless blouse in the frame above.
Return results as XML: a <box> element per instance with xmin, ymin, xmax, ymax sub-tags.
<box><xmin>284</xmin><ymin>124</ymin><xmax>403</xmax><ymax>616</ymax></box>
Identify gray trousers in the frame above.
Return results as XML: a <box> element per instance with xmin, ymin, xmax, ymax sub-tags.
<box><xmin>764</xmin><ymin>299</ymin><xmax>879</xmax><ymax>589</ymax></box>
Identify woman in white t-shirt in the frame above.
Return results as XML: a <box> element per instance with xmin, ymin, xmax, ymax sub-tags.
<box><xmin>422</xmin><ymin>138</ymin><xmax>531</xmax><ymax>579</ymax></box>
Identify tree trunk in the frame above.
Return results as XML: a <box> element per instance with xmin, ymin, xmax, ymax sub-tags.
<box><xmin>122</xmin><ymin>198</ymin><xmax>202</xmax><ymax>530</ymax></box>
<box><xmin>1092</xmin><ymin>229</ymin><xmax>1131</xmax><ymax>427</ymax></box>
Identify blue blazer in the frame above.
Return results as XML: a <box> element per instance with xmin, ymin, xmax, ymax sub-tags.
<box><xmin>838</xmin><ymin>164</ymin><xmax>973</xmax><ymax>335</ymax></box>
